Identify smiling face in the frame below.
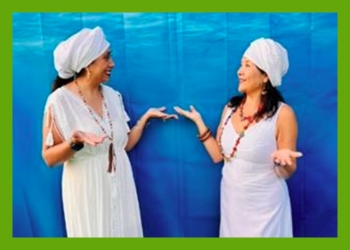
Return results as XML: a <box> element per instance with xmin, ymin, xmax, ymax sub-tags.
<box><xmin>87</xmin><ymin>49</ymin><xmax>115</xmax><ymax>83</ymax></box>
<box><xmin>237</xmin><ymin>57</ymin><xmax>268</xmax><ymax>95</ymax></box>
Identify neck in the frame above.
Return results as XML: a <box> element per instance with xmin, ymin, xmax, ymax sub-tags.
<box><xmin>75</xmin><ymin>78</ymin><xmax>101</xmax><ymax>96</ymax></box>
<box><xmin>244</xmin><ymin>92</ymin><xmax>262</xmax><ymax>110</ymax></box>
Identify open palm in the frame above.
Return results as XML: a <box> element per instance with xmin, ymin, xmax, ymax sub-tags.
<box><xmin>72</xmin><ymin>131</ymin><xmax>106</xmax><ymax>146</ymax></box>
<box><xmin>272</xmin><ymin>149</ymin><xmax>303</xmax><ymax>167</ymax></box>
<box><xmin>173</xmin><ymin>105</ymin><xmax>202</xmax><ymax>123</ymax></box>
<box><xmin>146</xmin><ymin>107</ymin><xmax>178</xmax><ymax>120</ymax></box>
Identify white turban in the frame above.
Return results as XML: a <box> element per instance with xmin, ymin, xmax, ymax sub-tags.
<box><xmin>54</xmin><ymin>26</ymin><xmax>110</xmax><ymax>79</ymax></box>
<box><xmin>243</xmin><ymin>38</ymin><xmax>289</xmax><ymax>87</ymax></box>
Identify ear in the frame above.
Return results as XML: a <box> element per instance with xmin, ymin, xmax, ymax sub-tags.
<box><xmin>263</xmin><ymin>75</ymin><xmax>269</xmax><ymax>84</ymax></box>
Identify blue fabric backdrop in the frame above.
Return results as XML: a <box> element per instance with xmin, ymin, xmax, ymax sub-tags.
<box><xmin>12</xmin><ymin>13</ymin><xmax>337</xmax><ymax>237</ymax></box>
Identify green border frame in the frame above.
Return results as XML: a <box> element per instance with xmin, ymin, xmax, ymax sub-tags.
<box><xmin>5</xmin><ymin>0</ymin><xmax>345</xmax><ymax>248</ymax></box>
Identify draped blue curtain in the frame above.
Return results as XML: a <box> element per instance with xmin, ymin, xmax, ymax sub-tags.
<box><xmin>13</xmin><ymin>13</ymin><xmax>337</xmax><ymax>237</ymax></box>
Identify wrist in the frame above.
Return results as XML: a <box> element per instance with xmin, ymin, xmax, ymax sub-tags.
<box><xmin>136</xmin><ymin>115</ymin><xmax>150</xmax><ymax>128</ymax></box>
<box><xmin>140</xmin><ymin>114</ymin><xmax>150</xmax><ymax>123</ymax></box>
<box><xmin>69</xmin><ymin>140</ymin><xmax>84</xmax><ymax>151</ymax></box>
<box><xmin>196</xmin><ymin>120</ymin><xmax>207</xmax><ymax>133</ymax></box>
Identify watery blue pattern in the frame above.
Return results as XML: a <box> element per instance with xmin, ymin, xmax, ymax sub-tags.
<box><xmin>12</xmin><ymin>12</ymin><xmax>337</xmax><ymax>237</ymax></box>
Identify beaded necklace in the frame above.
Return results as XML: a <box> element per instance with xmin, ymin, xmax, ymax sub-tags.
<box><xmin>218</xmin><ymin>100</ymin><xmax>261</xmax><ymax>162</ymax></box>
<box><xmin>74</xmin><ymin>80</ymin><xmax>116</xmax><ymax>173</ymax></box>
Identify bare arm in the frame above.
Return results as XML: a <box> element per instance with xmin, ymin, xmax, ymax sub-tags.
<box><xmin>125</xmin><ymin>107</ymin><xmax>178</xmax><ymax>151</ymax></box>
<box><xmin>125</xmin><ymin>113</ymin><xmax>149</xmax><ymax>152</ymax></box>
<box><xmin>174</xmin><ymin>105</ymin><xmax>228</xmax><ymax>163</ymax></box>
<box><xmin>42</xmin><ymin>109</ymin><xmax>105</xmax><ymax>167</ymax></box>
<box><xmin>42</xmin><ymin>110</ymin><xmax>76</xmax><ymax>167</ymax></box>
<box><xmin>273</xmin><ymin>105</ymin><xmax>302</xmax><ymax>178</ymax></box>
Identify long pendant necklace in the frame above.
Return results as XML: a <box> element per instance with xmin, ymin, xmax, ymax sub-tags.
<box><xmin>75</xmin><ymin>80</ymin><xmax>116</xmax><ymax>173</ymax></box>
<box><xmin>218</xmin><ymin>100</ymin><xmax>261</xmax><ymax>162</ymax></box>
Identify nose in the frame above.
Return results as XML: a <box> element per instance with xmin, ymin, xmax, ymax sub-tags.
<box><xmin>237</xmin><ymin>66</ymin><xmax>243</xmax><ymax>76</ymax></box>
<box><xmin>109</xmin><ymin>58</ymin><xmax>115</xmax><ymax>68</ymax></box>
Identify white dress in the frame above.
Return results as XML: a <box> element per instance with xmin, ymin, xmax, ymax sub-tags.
<box><xmin>219</xmin><ymin>104</ymin><xmax>292</xmax><ymax>237</ymax></box>
<box><xmin>44</xmin><ymin>85</ymin><xmax>143</xmax><ymax>237</ymax></box>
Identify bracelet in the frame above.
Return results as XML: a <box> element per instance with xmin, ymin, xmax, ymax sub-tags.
<box><xmin>69</xmin><ymin>141</ymin><xmax>84</xmax><ymax>151</ymax></box>
<box><xmin>198</xmin><ymin>128</ymin><xmax>212</xmax><ymax>142</ymax></box>
<box><xmin>200</xmin><ymin>131</ymin><xmax>212</xmax><ymax>142</ymax></box>
<box><xmin>198</xmin><ymin>128</ymin><xmax>210</xmax><ymax>139</ymax></box>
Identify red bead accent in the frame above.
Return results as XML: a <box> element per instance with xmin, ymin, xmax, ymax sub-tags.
<box><xmin>218</xmin><ymin>99</ymin><xmax>262</xmax><ymax>161</ymax></box>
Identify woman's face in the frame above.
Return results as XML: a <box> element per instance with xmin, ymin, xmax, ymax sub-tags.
<box><xmin>89</xmin><ymin>49</ymin><xmax>115</xmax><ymax>83</ymax></box>
<box><xmin>237</xmin><ymin>57</ymin><xmax>268</xmax><ymax>94</ymax></box>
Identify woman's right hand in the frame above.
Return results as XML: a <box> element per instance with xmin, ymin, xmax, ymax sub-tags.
<box><xmin>173</xmin><ymin>105</ymin><xmax>202</xmax><ymax>124</ymax></box>
<box><xmin>71</xmin><ymin>131</ymin><xmax>106</xmax><ymax>146</ymax></box>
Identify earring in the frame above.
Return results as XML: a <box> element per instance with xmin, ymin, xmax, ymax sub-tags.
<box><xmin>86</xmin><ymin>68</ymin><xmax>91</xmax><ymax>80</ymax></box>
<box><xmin>261</xmin><ymin>84</ymin><xmax>267</xmax><ymax>95</ymax></box>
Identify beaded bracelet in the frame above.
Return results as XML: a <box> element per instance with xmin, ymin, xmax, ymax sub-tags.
<box><xmin>198</xmin><ymin>128</ymin><xmax>212</xmax><ymax>142</ymax></box>
<box><xmin>200</xmin><ymin>131</ymin><xmax>212</xmax><ymax>142</ymax></box>
<box><xmin>198</xmin><ymin>128</ymin><xmax>210</xmax><ymax>139</ymax></box>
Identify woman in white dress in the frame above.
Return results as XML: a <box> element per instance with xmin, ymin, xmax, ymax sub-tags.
<box><xmin>42</xmin><ymin>27</ymin><xmax>176</xmax><ymax>237</ymax></box>
<box><xmin>174</xmin><ymin>38</ymin><xmax>303</xmax><ymax>237</ymax></box>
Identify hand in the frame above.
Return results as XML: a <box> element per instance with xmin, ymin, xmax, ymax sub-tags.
<box><xmin>145</xmin><ymin>107</ymin><xmax>178</xmax><ymax>121</ymax></box>
<box><xmin>71</xmin><ymin>131</ymin><xmax>106</xmax><ymax>146</ymax></box>
<box><xmin>271</xmin><ymin>149</ymin><xmax>303</xmax><ymax>167</ymax></box>
<box><xmin>173</xmin><ymin>105</ymin><xmax>202</xmax><ymax>123</ymax></box>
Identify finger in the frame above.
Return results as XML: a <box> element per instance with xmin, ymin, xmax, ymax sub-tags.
<box><xmin>285</xmin><ymin>159</ymin><xmax>293</xmax><ymax>166</ymax></box>
<box><xmin>87</xmin><ymin>134</ymin><xmax>103</xmax><ymax>142</ymax></box>
<box><xmin>84</xmin><ymin>138</ymin><xmax>98</xmax><ymax>146</ymax></box>
<box><xmin>94</xmin><ymin>137</ymin><xmax>106</xmax><ymax>143</ymax></box>
<box><xmin>280</xmin><ymin>159</ymin><xmax>288</xmax><ymax>167</ymax></box>
<box><xmin>274</xmin><ymin>158</ymin><xmax>281</xmax><ymax>165</ymax></box>
<box><xmin>85</xmin><ymin>134</ymin><xmax>105</xmax><ymax>144</ymax></box>
<box><xmin>274</xmin><ymin>160</ymin><xmax>282</xmax><ymax>167</ymax></box>
<box><xmin>291</xmin><ymin>151</ymin><xmax>303</xmax><ymax>158</ymax></box>
<box><xmin>158</xmin><ymin>106</ymin><xmax>166</xmax><ymax>111</ymax></box>
<box><xmin>190</xmin><ymin>105</ymin><xmax>196</xmax><ymax>112</ymax></box>
<box><xmin>173</xmin><ymin>106</ymin><xmax>183</xmax><ymax>114</ymax></box>
<box><xmin>164</xmin><ymin>114</ymin><xmax>178</xmax><ymax>120</ymax></box>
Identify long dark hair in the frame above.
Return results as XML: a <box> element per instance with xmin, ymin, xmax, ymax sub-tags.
<box><xmin>51</xmin><ymin>70</ymin><xmax>85</xmax><ymax>92</ymax></box>
<box><xmin>228</xmin><ymin>67</ymin><xmax>285</xmax><ymax>120</ymax></box>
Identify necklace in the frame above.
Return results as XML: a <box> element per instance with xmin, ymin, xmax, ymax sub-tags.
<box><xmin>240</xmin><ymin>102</ymin><xmax>256</xmax><ymax>122</ymax></box>
<box><xmin>218</xmin><ymin>100</ymin><xmax>261</xmax><ymax>162</ymax></box>
<box><xmin>74</xmin><ymin>80</ymin><xmax>116</xmax><ymax>173</ymax></box>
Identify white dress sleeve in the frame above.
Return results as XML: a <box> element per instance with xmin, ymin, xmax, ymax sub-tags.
<box><xmin>114</xmin><ymin>91</ymin><xmax>131</xmax><ymax>133</ymax></box>
<box><xmin>43</xmin><ymin>90</ymin><xmax>70</xmax><ymax>146</ymax></box>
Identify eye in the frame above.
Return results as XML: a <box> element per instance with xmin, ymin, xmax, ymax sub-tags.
<box><xmin>104</xmin><ymin>51</ymin><xmax>112</xmax><ymax>60</ymax></box>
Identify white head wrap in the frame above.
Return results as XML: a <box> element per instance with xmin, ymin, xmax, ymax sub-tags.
<box><xmin>54</xmin><ymin>26</ymin><xmax>110</xmax><ymax>79</ymax></box>
<box><xmin>243</xmin><ymin>38</ymin><xmax>289</xmax><ymax>87</ymax></box>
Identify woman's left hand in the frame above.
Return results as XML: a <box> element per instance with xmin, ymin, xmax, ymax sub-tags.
<box><xmin>271</xmin><ymin>149</ymin><xmax>303</xmax><ymax>167</ymax></box>
<box><xmin>145</xmin><ymin>107</ymin><xmax>178</xmax><ymax>121</ymax></box>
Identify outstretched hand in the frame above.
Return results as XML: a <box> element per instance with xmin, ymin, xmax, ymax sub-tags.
<box><xmin>173</xmin><ymin>105</ymin><xmax>202</xmax><ymax>123</ymax></box>
<box><xmin>271</xmin><ymin>149</ymin><xmax>303</xmax><ymax>167</ymax></box>
<box><xmin>71</xmin><ymin>131</ymin><xmax>106</xmax><ymax>146</ymax></box>
<box><xmin>145</xmin><ymin>107</ymin><xmax>178</xmax><ymax>121</ymax></box>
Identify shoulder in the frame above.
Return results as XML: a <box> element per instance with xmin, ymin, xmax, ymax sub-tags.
<box><xmin>102</xmin><ymin>85</ymin><xmax>119</xmax><ymax>95</ymax></box>
<box><xmin>102</xmin><ymin>85</ymin><xmax>123</xmax><ymax>99</ymax></box>
<box><xmin>220</xmin><ymin>104</ymin><xmax>232</xmax><ymax>119</ymax></box>
<box><xmin>276</xmin><ymin>103</ymin><xmax>297</xmax><ymax>125</ymax></box>
<box><xmin>45</xmin><ymin>88</ymin><xmax>65</xmax><ymax>105</ymax></box>
<box><xmin>278</xmin><ymin>103</ymin><xmax>296</xmax><ymax>119</ymax></box>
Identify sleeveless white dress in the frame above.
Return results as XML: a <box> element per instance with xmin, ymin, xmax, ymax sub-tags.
<box><xmin>219</xmin><ymin>104</ymin><xmax>292</xmax><ymax>237</ymax></box>
<box><xmin>44</xmin><ymin>85</ymin><xmax>143</xmax><ymax>237</ymax></box>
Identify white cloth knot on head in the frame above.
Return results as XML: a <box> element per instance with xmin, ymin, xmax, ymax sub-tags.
<box><xmin>243</xmin><ymin>37</ymin><xmax>289</xmax><ymax>87</ymax></box>
<box><xmin>54</xmin><ymin>26</ymin><xmax>110</xmax><ymax>79</ymax></box>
